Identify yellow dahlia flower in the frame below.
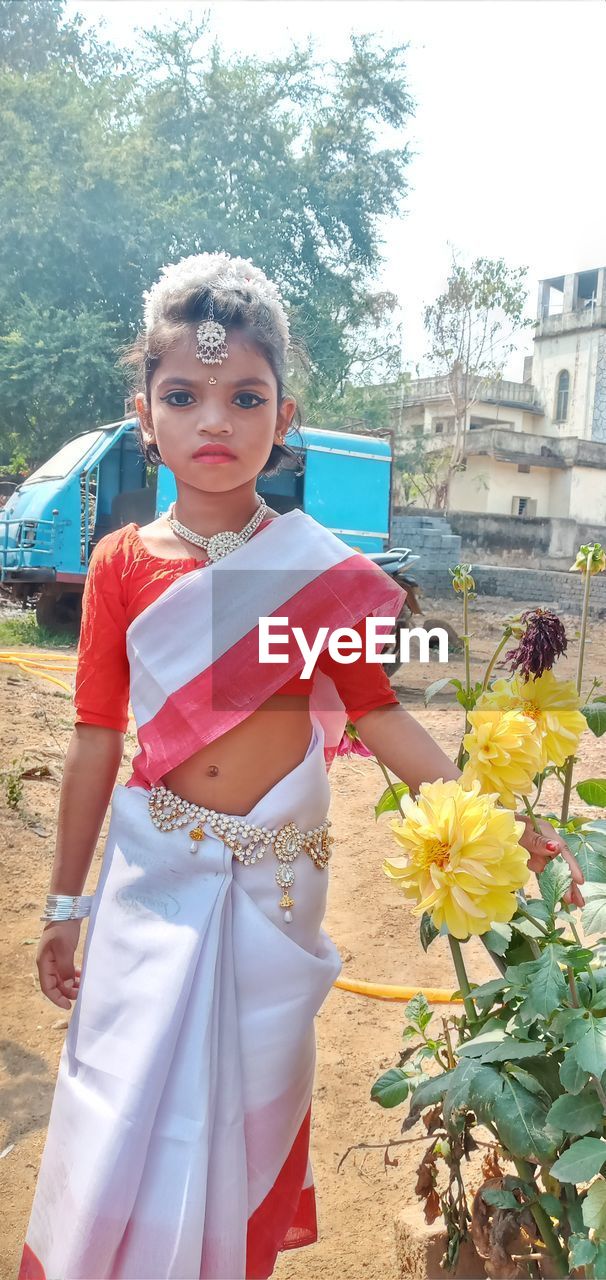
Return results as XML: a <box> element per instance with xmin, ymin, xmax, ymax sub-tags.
<box><xmin>481</xmin><ymin>670</ymin><xmax>586</xmax><ymax>769</ymax></box>
<box><xmin>461</xmin><ymin>705</ymin><xmax>542</xmax><ymax>808</ymax></box>
<box><xmin>383</xmin><ymin>778</ymin><xmax>529</xmax><ymax>939</ymax></box>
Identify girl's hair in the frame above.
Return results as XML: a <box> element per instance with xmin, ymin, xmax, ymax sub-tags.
<box><xmin>117</xmin><ymin>281</ymin><xmax>308</xmax><ymax>477</ymax></box>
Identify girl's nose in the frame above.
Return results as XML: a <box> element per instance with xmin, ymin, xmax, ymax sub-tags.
<box><xmin>195</xmin><ymin>415</ymin><xmax>232</xmax><ymax>435</ymax></box>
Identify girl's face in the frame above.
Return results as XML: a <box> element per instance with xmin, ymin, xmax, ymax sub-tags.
<box><xmin>135</xmin><ymin>328</ymin><xmax>296</xmax><ymax>492</ymax></box>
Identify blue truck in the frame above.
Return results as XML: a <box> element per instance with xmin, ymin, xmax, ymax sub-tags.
<box><xmin>0</xmin><ymin>417</ymin><xmax>394</xmax><ymax>632</ymax></box>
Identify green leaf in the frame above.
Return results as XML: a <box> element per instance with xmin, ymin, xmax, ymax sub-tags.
<box><xmin>574</xmin><ymin>1017</ymin><xmax>606</xmax><ymax>1079</ymax></box>
<box><xmin>374</xmin><ymin>781</ymin><xmax>409</xmax><ymax>819</ymax></box>
<box><xmin>538</xmin><ymin>1193</ymin><xmax>563</xmax><ymax>1218</ymax></box>
<box><xmin>405</xmin><ymin>994</ymin><xmax>432</xmax><ymax>1032</ymax></box>
<box><xmin>423</xmin><ymin>677</ymin><xmax>454</xmax><ymax>706</ymax></box>
<box><xmin>538</xmin><ymin>859</ymin><xmax>572</xmax><ymax>917</ymax></box>
<box><xmin>419</xmin><ymin>912</ymin><xmax>440</xmax><ymax>952</ymax></box>
<box><xmin>505</xmin><ymin>1064</ymin><xmax>551</xmax><ymax>1102</ymax></box>
<box><xmin>564</xmin><ymin>821</ymin><xmax>606</xmax><ymax>883</ymax></box>
<box><xmin>582</xmin><ymin>884</ymin><xmax>606</xmax><ymax>936</ymax></box>
<box><xmin>550</xmin><ymin>1137</ymin><xmax>606</xmax><ymax>1183</ymax></box>
<box><xmin>546</xmin><ymin>1090</ymin><xmax>604</xmax><ymax>1136</ymax></box>
<box><xmin>520</xmin><ymin>948</ymin><xmax>568</xmax><ymax>1021</ymax></box>
<box><xmin>568</xmin><ymin>1234</ymin><xmax>597</xmax><ymax>1270</ymax></box>
<box><xmin>470</xmin><ymin>978</ymin><xmax>509</xmax><ymax>1013</ymax></box>
<box><xmin>593</xmin><ymin>1241</ymin><xmax>606</xmax><ymax>1275</ymax></box>
<box><xmin>583</xmin><ymin>1177</ymin><xmax>606</xmax><ymax>1239</ymax></box>
<box><xmin>481</xmin><ymin>1188</ymin><xmax>520</xmax><ymax>1210</ymax></box>
<box><xmin>492</xmin><ymin>1075</ymin><xmax>560</xmax><ymax>1162</ymax></box>
<box><xmin>510</xmin><ymin>915</ymin><xmax>546</xmax><ymax>940</ymax></box>
<box><xmin>560</xmin><ymin>1050</ymin><xmax>591</xmax><ymax>1095</ymax></box>
<box><xmin>406</xmin><ymin>1072</ymin><xmax>452</xmax><ymax>1122</ymax></box>
<box><xmin>460</xmin><ymin>1035</ymin><xmax>543</xmax><ymax>1064</ymax></box>
<box><xmin>370</xmin><ymin>1068</ymin><xmax>412</xmax><ymax>1109</ymax></box>
<box><xmin>577</xmin><ymin>779</ymin><xmax>606</xmax><ymax>807</ymax></box>
<box><xmin>441</xmin><ymin>1059</ymin><xmax>503</xmax><ymax>1135</ymax></box>
<box><xmin>482</xmin><ymin>922</ymin><xmax>513</xmax><ymax>956</ymax></box>
<box><xmin>583</xmin><ymin>703</ymin><xmax>606</xmax><ymax>738</ymax></box>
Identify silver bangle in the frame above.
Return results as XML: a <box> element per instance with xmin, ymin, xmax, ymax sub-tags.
<box><xmin>40</xmin><ymin>893</ymin><xmax>93</xmax><ymax>922</ymax></box>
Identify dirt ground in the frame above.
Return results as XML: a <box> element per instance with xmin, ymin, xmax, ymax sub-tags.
<box><xmin>1</xmin><ymin>597</ymin><xmax>605</xmax><ymax>1280</ymax></box>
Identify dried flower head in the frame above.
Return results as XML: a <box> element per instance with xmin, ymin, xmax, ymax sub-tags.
<box><xmin>504</xmin><ymin>608</ymin><xmax>568</xmax><ymax>679</ymax></box>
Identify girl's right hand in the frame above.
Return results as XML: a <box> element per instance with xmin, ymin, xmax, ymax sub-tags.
<box><xmin>36</xmin><ymin>920</ymin><xmax>83</xmax><ymax>1010</ymax></box>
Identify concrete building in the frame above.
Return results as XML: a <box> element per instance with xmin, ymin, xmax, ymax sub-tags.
<box><xmin>395</xmin><ymin>267</ymin><xmax>606</xmax><ymax>526</ymax></box>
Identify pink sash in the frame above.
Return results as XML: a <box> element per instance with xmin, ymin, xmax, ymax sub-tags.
<box><xmin>125</xmin><ymin>509</ymin><xmax>405</xmax><ymax>783</ymax></box>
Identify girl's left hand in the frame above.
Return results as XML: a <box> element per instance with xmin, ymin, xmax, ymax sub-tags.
<box><xmin>516</xmin><ymin>813</ymin><xmax>585</xmax><ymax>908</ymax></box>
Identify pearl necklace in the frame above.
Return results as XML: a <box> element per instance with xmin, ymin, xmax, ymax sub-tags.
<box><xmin>166</xmin><ymin>496</ymin><xmax>268</xmax><ymax>563</ymax></box>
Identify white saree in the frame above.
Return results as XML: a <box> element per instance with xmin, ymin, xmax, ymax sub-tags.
<box><xmin>19</xmin><ymin>511</ymin><xmax>405</xmax><ymax>1280</ymax></box>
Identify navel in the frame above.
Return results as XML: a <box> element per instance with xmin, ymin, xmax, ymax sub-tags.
<box><xmin>205</xmin><ymin>764</ymin><xmax>220</xmax><ymax>777</ymax></box>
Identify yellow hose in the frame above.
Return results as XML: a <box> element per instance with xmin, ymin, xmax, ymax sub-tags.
<box><xmin>0</xmin><ymin>653</ymin><xmax>74</xmax><ymax>692</ymax></box>
<box><xmin>334</xmin><ymin>976</ymin><xmax>462</xmax><ymax>1003</ymax></box>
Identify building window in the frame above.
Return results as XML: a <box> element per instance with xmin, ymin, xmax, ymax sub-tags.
<box><xmin>511</xmin><ymin>496</ymin><xmax>538</xmax><ymax>517</ymax></box>
<box><xmin>555</xmin><ymin>370</ymin><xmax>570</xmax><ymax>423</ymax></box>
<box><xmin>434</xmin><ymin>421</ymin><xmax>444</xmax><ymax>434</ymax></box>
<box><xmin>517</xmin><ymin>463</ymin><xmax>530</xmax><ymax>474</ymax></box>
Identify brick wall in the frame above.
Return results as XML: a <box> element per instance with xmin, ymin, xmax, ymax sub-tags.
<box><xmin>418</xmin><ymin>564</ymin><xmax>606</xmax><ymax>611</ymax></box>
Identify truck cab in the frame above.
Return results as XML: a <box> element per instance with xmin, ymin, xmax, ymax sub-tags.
<box><xmin>0</xmin><ymin>418</ymin><xmax>392</xmax><ymax>632</ymax></box>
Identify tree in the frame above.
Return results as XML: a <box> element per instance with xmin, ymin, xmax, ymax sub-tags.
<box><xmin>423</xmin><ymin>254</ymin><xmax>531</xmax><ymax>483</ymax></box>
<box><xmin>0</xmin><ymin>12</ymin><xmax>414</xmax><ymax>468</ymax></box>
<box><xmin>393</xmin><ymin>428</ymin><xmax>450</xmax><ymax>509</ymax></box>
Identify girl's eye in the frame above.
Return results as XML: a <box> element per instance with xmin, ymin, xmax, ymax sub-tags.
<box><xmin>234</xmin><ymin>392</ymin><xmax>268</xmax><ymax>409</ymax></box>
<box><xmin>162</xmin><ymin>391</ymin><xmax>194</xmax><ymax>407</ymax></box>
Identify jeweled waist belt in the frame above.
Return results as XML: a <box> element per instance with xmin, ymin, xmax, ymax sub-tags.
<box><xmin>148</xmin><ymin>783</ymin><xmax>333</xmax><ymax>924</ymax></box>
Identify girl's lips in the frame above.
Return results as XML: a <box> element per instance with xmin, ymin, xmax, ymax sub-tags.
<box><xmin>192</xmin><ymin>451</ymin><xmax>236</xmax><ymax>464</ymax></box>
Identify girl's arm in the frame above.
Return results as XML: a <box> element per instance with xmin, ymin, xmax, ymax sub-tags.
<box><xmin>47</xmin><ymin>723</ymin><xmax>125</xmax><ymax>897</ymax></box>
<box><xmin>354</xmin><ymin>703</ymin><xmax>584</xmax><ymax>905</ymax></box>
<box><xmin>36</xmin><ymin>725</ymin><xmax>124</xmax><ymax>1011</ymax></box>
<box><xmin>355</xmin><ymin>703</ymin><xmax>460</xmax><ymax>792</ymax></box>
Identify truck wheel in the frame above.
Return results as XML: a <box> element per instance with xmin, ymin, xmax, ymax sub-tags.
<box><xmin>36</xmin><ymin>589</ymin><xmax>82</xmax><ymax>636</ymax></box>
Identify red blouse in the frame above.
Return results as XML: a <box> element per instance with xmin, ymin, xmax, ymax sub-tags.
<box><xmin>74</xmin><ymin>520</ymin><xmax>400</xmax><ymax>734</ymax></box>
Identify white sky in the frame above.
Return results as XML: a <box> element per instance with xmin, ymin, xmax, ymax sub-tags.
<box><xmin>68</xmin><ymin>0</ymin><xmax>606</xmax><ymax>377</ymax></box>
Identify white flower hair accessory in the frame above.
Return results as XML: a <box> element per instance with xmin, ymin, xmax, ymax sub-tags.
<box><xmin>141</xmin><ymin>251</ymin><xmax>291</xmax><ymax>363</ymax></box>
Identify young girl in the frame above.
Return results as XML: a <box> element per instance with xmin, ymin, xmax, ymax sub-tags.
<box><xmin>19</xmin><ymin>253</ymin><xmax>582</xmax><ymax>1280</ymax></box>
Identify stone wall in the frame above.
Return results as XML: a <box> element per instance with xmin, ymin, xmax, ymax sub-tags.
<box><xmin>390</xmin><ymin>513</ymin><xmax>462</xmax><ymax>569</ymax></box>
<box><xmin>418</xmin><ymin>562</ymin><xmax>606</xmax><ymax>612</ymax></box>
<box><xmin>391</xmin><ymin>508</ymin><xmax>606</xmax><ymax>569</ymax></box>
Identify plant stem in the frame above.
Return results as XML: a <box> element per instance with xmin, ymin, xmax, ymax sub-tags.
<box><xmin>481</xmin><ymin>632</ymin><xmax>509</xmax><ymax>691</ymax></box>
<box><xmin>521</xmin><ymin>796</ymin><xmax>541</xmax><ymax>833</ymax></box>
<box><xmin>561</xmin><ymin>562</ymin><xmax>593</xmax><ymax>823</ymax></box>
<box><xmin>562</xmin><ymin>904</ymin><xmax>583</xmax><ymax>946</ymax></box>
<box><xmin>462</xmin><ymin>585</ymin><xmax>471</xmax><ymax>736</ymax></box>
<box><xmin>448</xmin><ymin>936</ymin><xmax>477</xmax><ymax>1026</ymax></box>
<box><xmin>591</xmin><ymin>1072</ymin><xmax>606</xmax><ymax>1110</ymax></box>
<box><xmin>513</xmin><ymin>1158</ymin><xmax>569</xmax><ymax>1277</ymax></box>
<box><xmin>567</xmin><ymin>965</ymin><xmax>580</xmax><ymax>1007</ymax></box>
<box><xmin>515</xmin><ymin>905</ymin><xmax>549</xmax><ymax>937</ymax></box>
<box><xmin>375</xmin><ymin>758</ymin><xmax>405</xmax><ymax>817</ymax></box>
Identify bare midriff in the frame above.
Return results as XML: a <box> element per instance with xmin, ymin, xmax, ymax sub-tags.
<box><xmin>162</xmin><ymin>695</ymin><xmax>314</xmax><ymax>815</ymax></box>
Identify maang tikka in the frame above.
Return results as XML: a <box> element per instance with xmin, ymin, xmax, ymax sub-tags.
<box><xmin>196</xmin><ymin>292</ymin><xmax>229</xmax><ymax>365</ymax></box>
